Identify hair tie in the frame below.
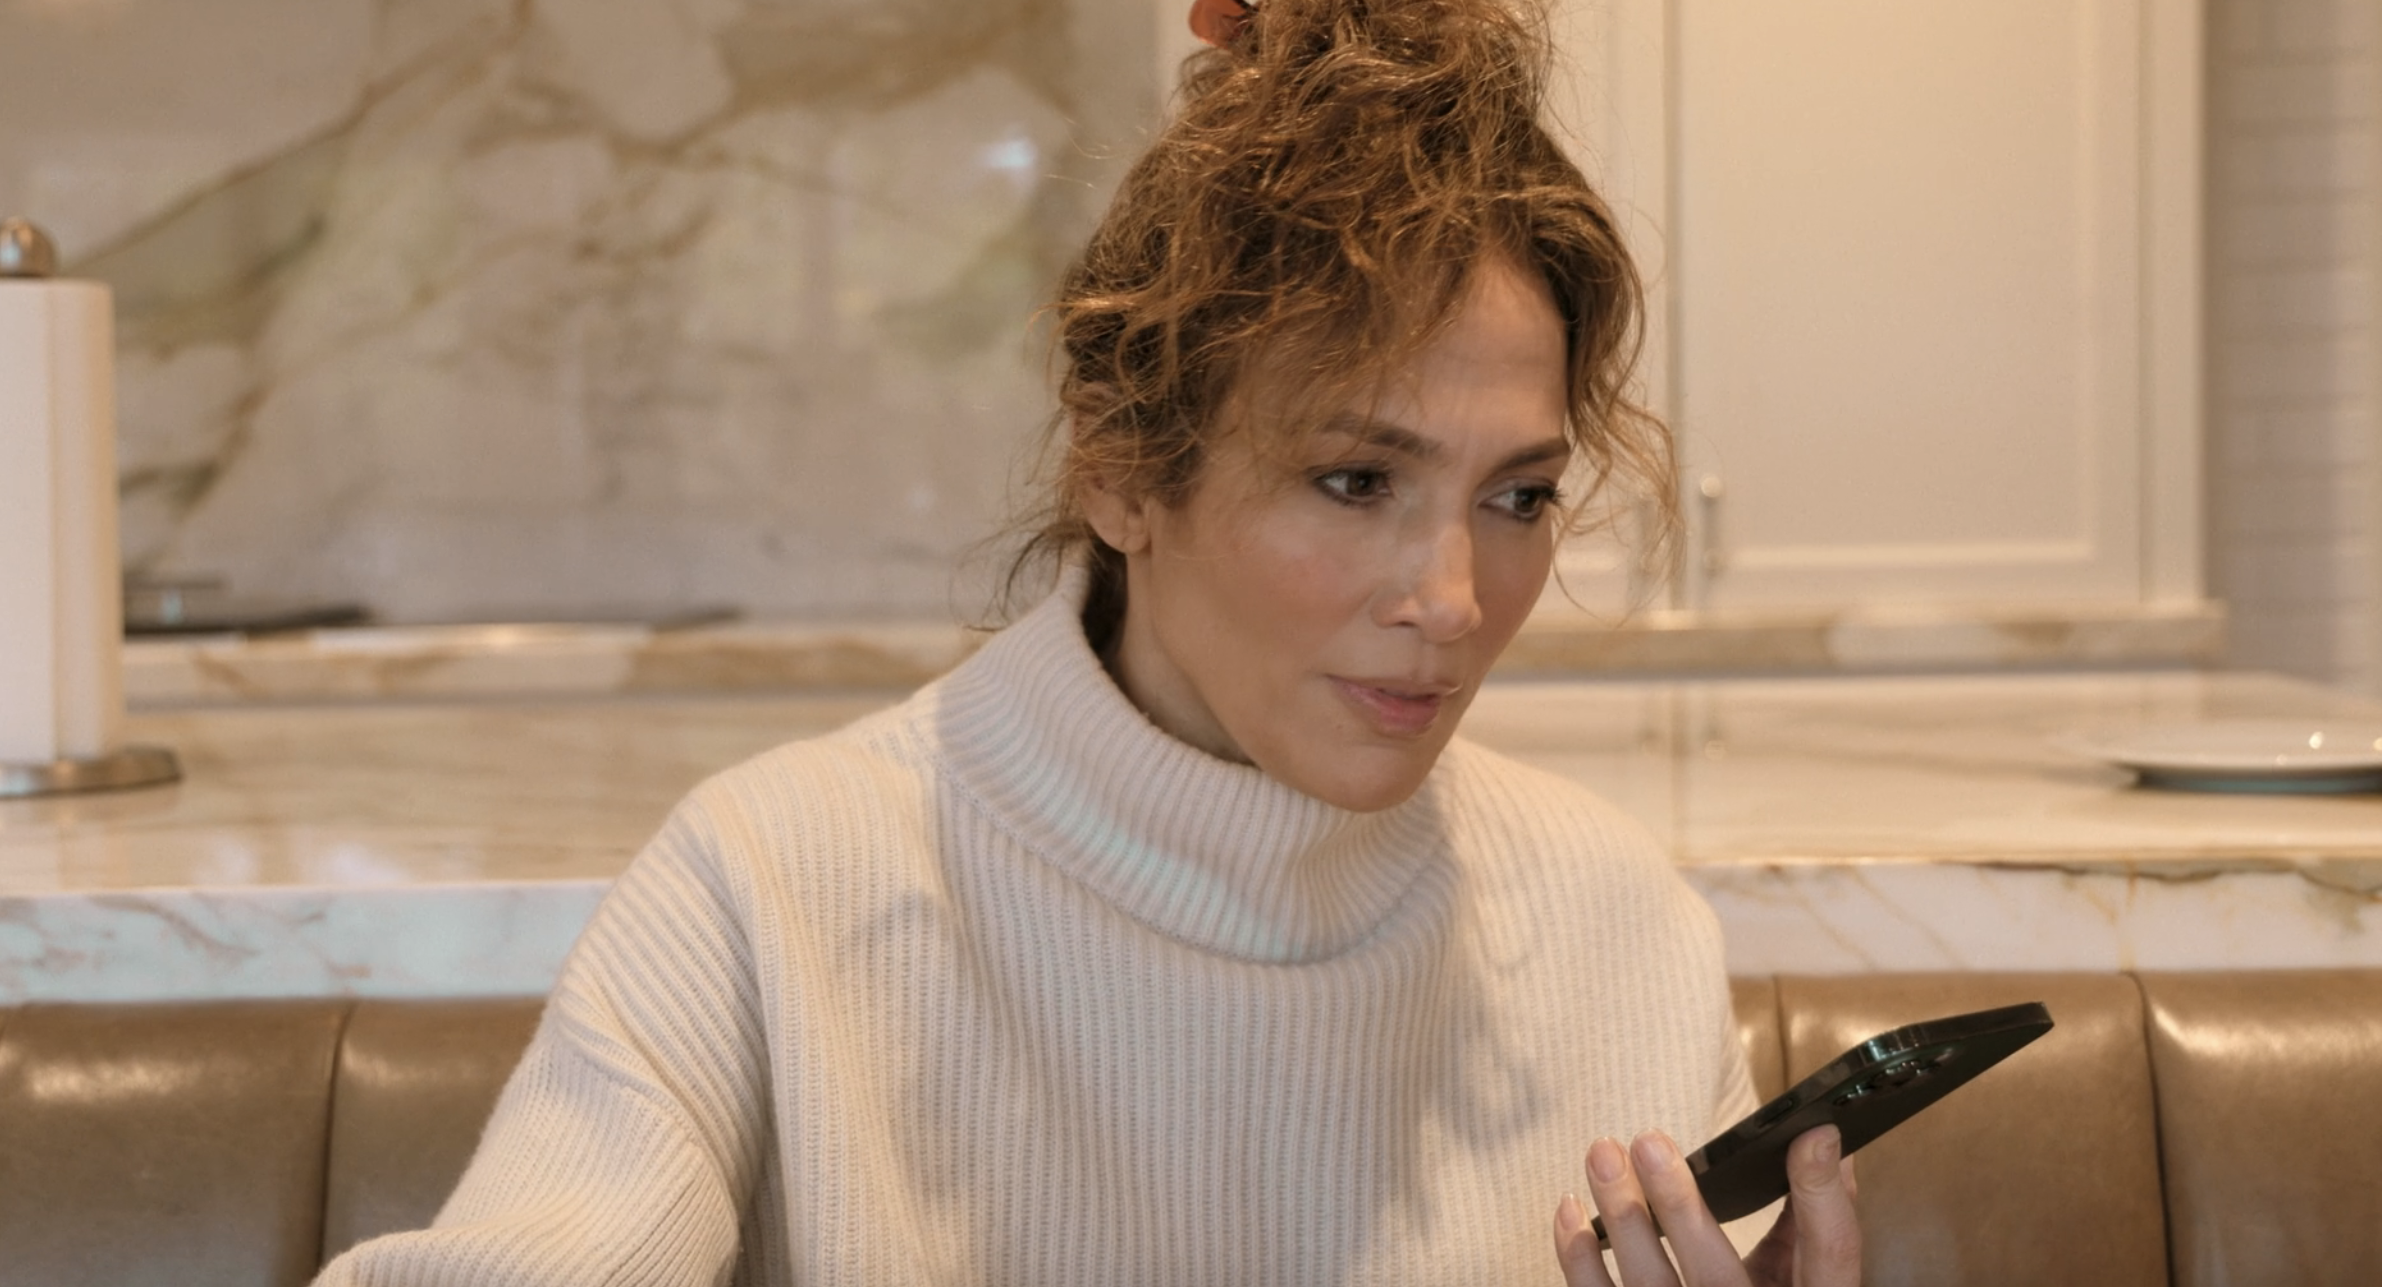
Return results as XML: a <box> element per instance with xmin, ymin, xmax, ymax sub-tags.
<box><xmin>1189</xmin><ymin>0</ymin><xmax>1255</xmax><ymax>48</ymax></box>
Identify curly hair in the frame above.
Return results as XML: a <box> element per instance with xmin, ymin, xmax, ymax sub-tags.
<box><xmin>1005</xmin><ymin>0</ymin><xmax>1675</xmax><ymax>631</ymax></box>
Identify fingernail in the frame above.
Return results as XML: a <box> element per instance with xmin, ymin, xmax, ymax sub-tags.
<box><xmin>1557</xmin><ymin>1192</ymin><xmax>1586</xmax><ymax>1237</ymax></box>
<box><xmin>1589</xmin><ymin>1137</ymin><xmax>1627</xmax><ymax>1183</ymax></box>
<box><xmin>1815</xmin><ymin>1123</ymin><xmax>1842</xmax><ymax>1168</ymax></box>
<box><xmin>1632</xmin><ymin>1130</ymin><xmax>1680</xmax><ymax>1172</ymax></box>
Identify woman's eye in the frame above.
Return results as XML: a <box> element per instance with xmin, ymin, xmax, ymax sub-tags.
<box><xmin>1494</xmin><ymin>484</ymin><xmax>1561</xmax><ymax>522</ymax></box>
<box><xmin>1315</xmin><ymin>468</ymin><xmax>1391</xmax><ymax>504</ymax></box>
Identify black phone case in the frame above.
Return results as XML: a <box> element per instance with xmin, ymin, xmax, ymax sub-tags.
<box><xmin>1594</xmin><ymin>1000</ymin><xmax>2054</xmax><ymax>1244</ymax></box>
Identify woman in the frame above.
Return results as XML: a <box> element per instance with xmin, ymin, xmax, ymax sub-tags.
<box><xmin>316</xmin><ymin>0</ymin><xmax>1859</xmax><ymax>1283</ymax></box>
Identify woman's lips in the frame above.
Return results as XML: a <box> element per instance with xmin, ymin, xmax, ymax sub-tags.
<box><xmin>1330</xmin><ymin>677</ymin><xmax>1455</xmax><ymax>737</ymax></box>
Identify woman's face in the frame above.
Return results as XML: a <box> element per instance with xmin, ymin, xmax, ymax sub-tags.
<box><xmin>1087</xmin><ymin>259</ymin><xmax>1572</xmax><ymax>811</ymax></box>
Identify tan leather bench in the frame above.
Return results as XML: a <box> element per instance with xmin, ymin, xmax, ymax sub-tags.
<box><xmin>4</xmin><ymin>971</ymin><xmax>2377</xmax><ymax>1285</ymax></box>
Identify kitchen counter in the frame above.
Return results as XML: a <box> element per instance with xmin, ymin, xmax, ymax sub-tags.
<box><xmin>120</xmin><ymin>599</ymin><xmax>2222</xmax><ymax>704</ymax></box>
<box><xmin>5</xmin><ymin>669</ymin><xmax>2375</xmax><ymax>1000</ymax></box>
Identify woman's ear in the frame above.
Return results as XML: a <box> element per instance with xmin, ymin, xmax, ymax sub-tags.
<box><xmin>1067</xmin><ymin>395</ymin><xmax>1159</xmax><ymax>556</ymax></box>
<box><xmin>1078</xmin><ymin>468</ymin><xmax>1154</xmax><ymax>556</ymax></box>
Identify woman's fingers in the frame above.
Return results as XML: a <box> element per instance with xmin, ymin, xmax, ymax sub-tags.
<box><xmin>1628</xmin><ymin>1131</ymin><xmax>1747</xmax><ymax>1286</ymax></box>
<box><xmin>1785</xmin><ymin>1126</ymin><xmax>1863</xmax><ymax>1286</ymax></box>
<box><xmin>1740</xmin><ymin>1199</ymin><xmax>1796</xmax><ymax>1287</ymax></box>
<box><xmin>1554</xmin><ymin>1192</ymin><xmax>1619</xmax><ymax>1287</ymax></box>
<box><xmin>1582</xmin><ymin>1137</ymin><xmax>1685</xmax><ymax>1287</ymax></box>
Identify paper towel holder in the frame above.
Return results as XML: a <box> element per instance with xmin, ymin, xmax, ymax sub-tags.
<box><xmin>0</xmin><ymin>216</ymin><xmax>182</xmax><ymax>797</ymax></box>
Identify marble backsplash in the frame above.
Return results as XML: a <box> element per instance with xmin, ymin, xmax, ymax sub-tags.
<box><xmin>0</xmin><ymin>0</ymin><xmax>1153</xmax><ymax>621</ymax></box>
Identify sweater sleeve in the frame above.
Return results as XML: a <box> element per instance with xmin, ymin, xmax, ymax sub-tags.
<box><xmin>315</xmin><ymin>793</ymin><xmax>772</xmax><ymax>1287</ymax></box>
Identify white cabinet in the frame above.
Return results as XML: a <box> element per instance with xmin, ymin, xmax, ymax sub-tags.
<box><xmin>1551</xmin><ymin>0</ymin><xmax>2204</xmax><ymax>615</ymax></box>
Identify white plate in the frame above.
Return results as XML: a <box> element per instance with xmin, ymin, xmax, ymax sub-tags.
<box><xmin>2063</xmin><ymin>720</ymin><xmax>2382</xmax><ymax>793</ymax></box>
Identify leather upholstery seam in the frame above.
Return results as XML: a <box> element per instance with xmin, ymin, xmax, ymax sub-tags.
<box><xmin>314</xmin><ymin>998</ymin><xmax>363</xmax><ymax>1273</ymax></box>
<box><xmin>2130</xmin><ymin>970</ymin><xmax>2182</xmax><ymax>1287</ymax></box>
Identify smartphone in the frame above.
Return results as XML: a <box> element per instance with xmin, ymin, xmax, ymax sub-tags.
<box><xmin>1594</xmin><ymin>1000</ymin><xmax>2054</xmax><ymax>1246</ymax></box>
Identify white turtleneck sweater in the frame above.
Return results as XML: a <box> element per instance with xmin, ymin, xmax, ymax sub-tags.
<box><xmin>316</xmin><ymin>574</ymin><xmax>1762</xmax><ymax>1286</ymax></box>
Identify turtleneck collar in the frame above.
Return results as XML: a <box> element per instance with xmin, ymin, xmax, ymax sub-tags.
<box><xmin>926</xmin><ymin>566</ymin><xmax>1446</xmax><ymax>963</ymax></box>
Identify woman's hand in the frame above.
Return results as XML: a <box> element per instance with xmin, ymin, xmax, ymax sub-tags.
<box><xmin>1551</xmin><ymin>1125</ymin><xmax>1861</xmax><ymax>1287</ymax></box>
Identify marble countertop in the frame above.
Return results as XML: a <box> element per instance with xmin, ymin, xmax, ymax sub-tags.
<box><xmin>120</xmin><ymin>600</ymin><xmax>2223</xmax><ymax>704</ymax></box>
<box><xmin>6</xmin><ymin>668</ymin><xmax>2375</xmax><ymax>1000</ymax></box>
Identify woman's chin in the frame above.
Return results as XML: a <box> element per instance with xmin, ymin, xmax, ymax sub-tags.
<box><xmin>1265</xmin><ymin>743</ymin><xmax>1443</xmax><ymax>813</ymax></box>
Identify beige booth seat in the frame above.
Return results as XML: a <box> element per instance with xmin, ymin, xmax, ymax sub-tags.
<box><xmin>3</xmin><ymin>972</ymin><xmax>2377</xmax><ymax>1286</ymax></box>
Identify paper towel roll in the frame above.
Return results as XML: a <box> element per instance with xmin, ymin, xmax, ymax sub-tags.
<box><xmin>0</xmin><ymin>277</ymin><xmax>124</xmax><ymax>765</ymax></box>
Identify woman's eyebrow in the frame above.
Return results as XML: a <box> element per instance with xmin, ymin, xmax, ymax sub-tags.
<box><xmin>1496</xmin><ymin>438</ymin><xmax>1573</xmax><ymax>471</ymax></box>
<box><xmin>1320</xmin><ymin>414</ymin><xmax>1571</xmax><ymax>472</ymax></box>
<box><xmin>1320</xmin><ymin>413</ymin><xmax>1441</xmax><ymax>459</ymax></box>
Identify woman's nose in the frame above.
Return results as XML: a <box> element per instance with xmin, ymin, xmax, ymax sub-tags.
<box><xmin>1382</xmin><ymin>522</ymin><xmax>1484</xmax><ymax>642</ymax></box>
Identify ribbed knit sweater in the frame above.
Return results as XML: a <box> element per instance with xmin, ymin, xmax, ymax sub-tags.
<box><xmin>316</xmin><ymin>572</ymin><xmax>1762</xmax><ymax>1286</ymax></box>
